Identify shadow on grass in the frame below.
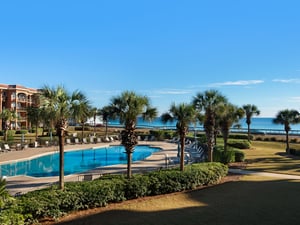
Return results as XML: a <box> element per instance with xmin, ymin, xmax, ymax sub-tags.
<box><xmin>54</xmin><ymin>178</ymin><xmax>300</xmax><ymax>225</ymax></box>
<box><xmin>246</xmin><ymin>154</ymin><xmax>300</xmax><ymax>173</ymax></box>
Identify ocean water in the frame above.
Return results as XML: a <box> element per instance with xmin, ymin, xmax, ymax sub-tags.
<box><xmin>108</xmin><ymin>117</ymin><xmax>300</xmax><ymax>134</ymax></box>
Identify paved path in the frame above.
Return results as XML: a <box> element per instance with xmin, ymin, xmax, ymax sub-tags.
<box><xmin>1</xmin><ymin>141</ymin><xmax>178</xmax><ymax>196</ymax></box>
<box><xmin>229</xmin><ymin>168</ymin><xmax>300</xmax><ymax>179</ymax></box>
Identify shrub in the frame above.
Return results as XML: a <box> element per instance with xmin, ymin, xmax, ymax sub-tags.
<box><xmin>15</xmin><ymin>130</ymin><xmax>28</xmax><ymax>135</ymax></box>
<box><xmin>270</xmin><ymin>137</ymin><xmax>277</xmax><ymax>142</ymax></box>
<box><xmin>255</xmin><ymin>136</ymin><xmax>263</xmax><ymax>141</ymax></box>
<box><xmin>0</xmin><ymin>178</ymin><xmax>26</xmax><ymax>224</ymax></box>
<box><xmin>149</xmin><ymin>130</ymin><xmax>173</xmax><ymax>140</ymax></box>
<box><xmin>234</xmin><ymin>150</ymin><xmax>245</xmax><ymax>162</ymax></box>
<box><xmin>74</xmin><ymin>126</ymin><xmax>90</xmax><ymax>131</ymax></box>
<box><xmin>228</xmin><ymin>140</ymin><xmax>251</xmax><ymax>149</ymax></box>
<box><xmin>213</xmin><ymin>148</ymin><xmax>235</xmax><ymax>164</ymax></box>
<box><xmin>16</xmin><ymin>162</ymin><xmax>228</xmax><ymax>223</ymax></box>
<box><xmin>291</xmin><ymin>138</ymin><xmax>298</xmax><ymax>143</ymax></box>
<box><xmin>228</xmin><ymin>134</ymin><xmax>250</xmax><ymax>140</ymax></box>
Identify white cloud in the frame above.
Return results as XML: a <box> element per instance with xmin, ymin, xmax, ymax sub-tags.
<box><xmin>208</xmin><ymin>80</ymin><xmax>264</xmax><ymax>87</ymax></box>
<box><xmin>272</xmin><ymin>78</ymin><xmax>300</xmax><ymax>83</ymax></box>
<box><xmin>154</xmin><ymin>88</ymin><xmax>192</xmax><ymax>95</ymax></box>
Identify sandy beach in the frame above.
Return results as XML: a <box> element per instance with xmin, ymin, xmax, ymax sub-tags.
<box><xmin>1</xmin><ymin>141</ymin><xmax>178</xmax><ymax>196</ymax></box>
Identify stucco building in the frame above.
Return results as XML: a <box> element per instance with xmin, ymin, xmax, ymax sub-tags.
<box><xmin>0</xmin><ymin>84</ymin><xmax>40</xmax><ymax>130</ymax></box>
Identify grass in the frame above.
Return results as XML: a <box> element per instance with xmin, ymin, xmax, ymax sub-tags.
<box><xmin>44</xmin><ymin>140</ymin><xmax>300</xmax><ymax>225</ymax></box>
<box><xmin>244</xmin><ymin>141</ymin><xmax>300</xmax><ymax>175</ymax></box>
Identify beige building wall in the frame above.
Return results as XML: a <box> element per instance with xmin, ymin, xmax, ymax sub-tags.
<box><xmin>0</xmin><ymin>84</ymin><xmax>40</xmax><ymax>130</ymax></box>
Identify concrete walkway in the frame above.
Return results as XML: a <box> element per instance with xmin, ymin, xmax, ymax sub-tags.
<box><xmin>229</xmin><ymin>168</ymin><xmax>300</xmax><ymax>179</ymax></box>
<box><xmin>1</xmin><ymin>141</ymin><xmax>179</xmax><ymax>196</ymax></box>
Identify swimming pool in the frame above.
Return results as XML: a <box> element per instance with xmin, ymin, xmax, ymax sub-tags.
<box><xmin>0</xmin><ymin>145</ymin><xmax>160</xmax><ymax>177</ymax></box>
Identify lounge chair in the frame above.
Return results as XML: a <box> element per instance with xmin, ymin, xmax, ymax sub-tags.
<box><xmin>89</xmin><ymin>137</ymin><xmax>95</xmax><ymax>144</ymax></box>
<box><xmin>82</xmin><ymin>138</ymin><xmax>88</xmax><ymax>144</ymax></box>
<box><xmin>109</xmin><ymin>136</ymin><xmax>114</xmax><ymax>142</ymax></box>
<box><xmin>4</xmin><ymin>144</ymin><xmax>11</xmax><ymax>151</ymax></box>
<box><xmin>150</xmin><ymin>136</ymin><xmax>155</xmax><ymax>141</ymax></box>
<box><xmin>74</xmin><ymin>138</ymin><xmax>80</xmax><ymax>144</ymax></box>
<box><xmin>104</xmin><ymin>136</ymin><xmax>111</xmax><ymax>142</ymax></box>
<box><xmin>66</xmin><ymin>138</ymin><xmax>71</xmax><ymax>145</ymax></box>
<box><xmin>16</xmin><ymin>143</ymin><xmax>22</xmax><ymax>150</ymax></box>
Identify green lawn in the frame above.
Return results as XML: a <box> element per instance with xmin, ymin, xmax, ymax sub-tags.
<box><xmin>244</xmin><ymin>141</ymin><xmax>300</xmax><ymax>175</ymax></box>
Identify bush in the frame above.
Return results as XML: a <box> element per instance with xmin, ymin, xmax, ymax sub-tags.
<box><xmin>255</xmin><ymin>136</ymin><xmax>263</xmax><ymax>141</ymax></box>
<box><xmin>196</xmin><ymin>134</ymin><xmax>207</xmax><ymax>143</ymax></box>
<box><xmin>28</xmin><ymin>129</ymin><xmax>36</xmax><ymax>133</ymax></box>
<box><xmin>15</xmin><ymin>130</ymin><xmax>28</xmax><ymax>135</ymax></box>
<box><xmin>74</xmin><ymin>126</ymin><xmax>90</xmax><ymax>131</ymax></box>
<box><xmin>149</xmin><ymin>130</ymin><xmax>173</xmax><ymax>140</ymax></box>
<box><xmin>16</xmin><ymin>162</ymin><xmax>228</xmax><ymax>223</ymax></box>
<box><xmin>227</xmin><ymin>140</ymin><xmax>251</xmax><ymax>149</ymax></box>
<box><xmin>228</xmin><ymin>134</ymin><xmax>250</xmax><ymax>140</ymax></box>
<box><xmin>213</xmin><ymin>148</ymin><xmax>235</xmax><ymax>164</ymax></box>
<box><xmin>234</xmin><ymin>150</ymin><xmax>245</xmax><ymax>162</ymax></box>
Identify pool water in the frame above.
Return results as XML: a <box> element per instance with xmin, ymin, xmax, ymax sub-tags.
<box><xmin>0</xmin><ymin>145</ymin><xmax>160</xmax><ymax>177</ymax></box>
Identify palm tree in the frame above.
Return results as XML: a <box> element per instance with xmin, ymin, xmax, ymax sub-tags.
<box><xmin>161</xmin><ymin>103</ymin><xmax>196</xmax><ymax>171</ymax></box>
<box><xmin>0</xmin><ymin>109</ymin><xmax>17</xmax><ymax>142</ymax></box>
<box><xmin>242</xmin><ymin>104</ymin><xmax>260</xmax><ymax>141</ymax></box>
<box><xmin>90</xmin><ymin>107</ymin><xmax>100</xmax><ymax>133</ymax></box>
<box><xmin>193</xmin><ymin>89</ymin><xmax>228</xmax><ymax>162</ymax></box>
<box><xmin>41</xmin><ymin>85</ymin><xmax>90</xmax><ymax>190</ymax></box>
<box><xmin>108</xmin><ymin>91</ymin><xmax>157</xmax><ymax>178</ymax></box>
<box><xmin>217</xmin><ymin>103</ymin><xmax>244</xmax><ymax>151</ymax></box>
<box><xmin>273</xmin><ymin>109</ymin><xmax>300</xmax><ymax>154</ymax></box>
<box><xmin>71</xmin><ymin>92</ymin><xmax>92</xmax><ymax>141</ymax></box>
<box><xmin>27</xmin><ymin>106</ymin><xmax>42</xmax><ymax>141</ymax></box>
<box><xmin>40</xmin><ymin>86</ymin><xmax>58</xmax><ymax>139</ymax></box>
<box><xmin>100</xmin><ymin>106</ymin><xmax>112</xmax><ymax>138</ymax></box>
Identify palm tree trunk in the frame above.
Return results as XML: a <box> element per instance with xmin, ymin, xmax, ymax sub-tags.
<box><xmin>58</xmin><ymin>128</ymin><xmax>65</xmax><ymax>190</ymax></box>
<box><xmin>207</xmin><ymin>135</ymin><xmax>214</xmax><ymax>162</ymax></box>
<box><xmin>35</xmin><ymin>122</ymin><xmax>38</xmax><ymax>141</ymax></box>
<box><xmin>4</xmin><ymin>129</ymin><xmax>7</xmax><ymax>142</ymax></box>
<box><xmin>81</xmin><ymin>123</ymin><xmax>84</xmax><ymax>144</ymax></box>
<box><xmin>105</xmin><ymin>119</ymin><xmax>108</xmax><ymax>138</ymax></box>
<box><xmin>247</xmin><ymin>123</ymin><xmax>250</xmax><ymax>142</ymax></box>
<box><xmin>205</xmin><ymin>125</ymin><xmax>214</xmax><ymax>162</ymax></box>
<box><xmin>127</xmin><ymin>151</ymin><xmax>132</xmax><ymax>178</ymax></box>
<box><xmin>180</xmin><ymin>135</ymin><xmax>185</xmax><ymax>171</ymax></box>
<box><xmin>285</xmin><ymin>131</ymin><xmax>290</xmax><ymax>154</ymax></box>
<box><xmin>222</xmin><ymin>128</ymin><xmax>229</xmax><ymax>152</ymax></box>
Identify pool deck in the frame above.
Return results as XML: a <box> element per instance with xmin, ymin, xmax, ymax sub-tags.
<box><xmin>1</xmin><ymin>141</ymin><xmax>178</xmax><ymax>196</ymax></box>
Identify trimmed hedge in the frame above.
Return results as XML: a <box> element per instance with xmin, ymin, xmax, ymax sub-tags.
<box><xmin>227</xmin><ymin>140</ymin><xmax>251</xmax><ymax>149</ymax></box>
<box><xmin>15</xmin><ymin>162</ymin><xmax>228</xmax><ymax>223</ymax></box>
<box><xmin>213</xmin><ymin>146</ymin><xmax>245</xmax><ymax>164</ymax></box>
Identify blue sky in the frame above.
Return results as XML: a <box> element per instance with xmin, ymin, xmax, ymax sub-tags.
<box><xmin>1</xmin><ymin>0</ymin><xmax>300</xmax><ymax>117</ymax></box>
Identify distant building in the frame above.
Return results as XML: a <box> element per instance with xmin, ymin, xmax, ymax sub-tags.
<box><xmin>0</xmin><ymin>84</ymin><xmax>40</xmax><ymax>130</ymax></box>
